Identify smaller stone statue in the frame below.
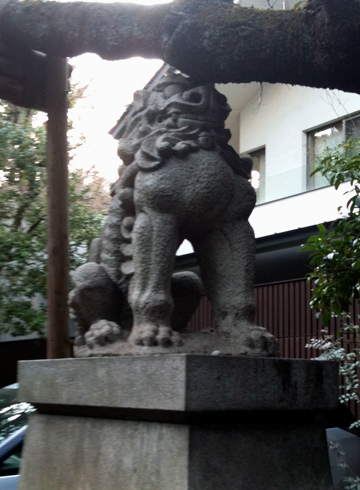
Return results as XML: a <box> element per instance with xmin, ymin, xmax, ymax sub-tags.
<box><xmin>69</xmin><ymin>72</ymin><xmax>279</xmax><ymax>357</ymax></box>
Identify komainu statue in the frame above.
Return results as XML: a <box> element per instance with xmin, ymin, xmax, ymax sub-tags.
<box><xmin>69</xmin><ymin>72</ymin><xmax>279</xmax><ymax>357</ymax></box>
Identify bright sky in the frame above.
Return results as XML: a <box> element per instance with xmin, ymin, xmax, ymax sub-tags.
<box><xmin>33</xmin><ymin>0</ymin><xmax>194</xmax><ymax>254</ymax></box>
<box><xmin>34</xmin><ymin>0</ymin><xmax>193</xmax><ymax>253</ymax></box>
<box><xmin>68</xmin><ymin>0</ymin><xmax>194</xmax><ymax>255</ymax></box>
<box><xmin>68</xmin><ymin>55</ymin><xmax>164</xmax><ymax>182</ymax></box>
<box><xmin>62</xmin><ymin>0</ymin><xmax>173</xmax><ymax>183</ymax></box>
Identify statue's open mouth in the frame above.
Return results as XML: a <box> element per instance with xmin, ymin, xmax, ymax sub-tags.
<box><xmin>178</xmin><ymin>114</ymin><xmax>222</xmax><ymax>123</ymax></box>
<box><xmin>160</xmin><ymin>110</ymin><xmax>224</xmax><ymax>127</ymax></box>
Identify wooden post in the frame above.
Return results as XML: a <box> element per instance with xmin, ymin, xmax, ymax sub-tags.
<box><xmin>46</xmin><ymin>56</ymin><xmax>70</xmax><ymax>359</ymax></box>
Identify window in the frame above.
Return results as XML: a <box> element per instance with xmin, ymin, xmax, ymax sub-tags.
<box><xmin>307</xmin><ymin>121</ymin><xmax>343</xmax><ymax>190</ymax></box>
<box><xmin>345</xmin><ymin>115</ymin><xmax>360</xmax><ymax>139</ymax></box>
<box><xmin>247</xmin><ymin>147</ymin><xmax>266</xmax><ymax>204</ymax></box>
<box><xmin>307</xmin><ymin>114</ymin><xmax>360</xmax><ymax>190</ymax></box>
<box><xmin>0</xmin><ymin>443</ymin><xmax>23</xmax><ymax>477</ymax></box>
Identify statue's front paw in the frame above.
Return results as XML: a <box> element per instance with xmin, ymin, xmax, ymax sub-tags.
<box><xmin>84</xmin><ymin>320</ymin><xmax>122</xmax><ymax>349</ymax></box>
<box><xmin>129</xmin><ymin>325</ymin><xmax>183</xmax><ymax>347</ymax></box>
<box><xmin>74</xmin><ymin>334</ymin><xmax>85</xmax><ymax>346</ymax></box>
<box><xmin>235</xmin><ymin>326</ymin><xmax>280</xmax><ymax>357</ymax></box>
<box><xmin>244</xmin><ymin>326</ymin><xmax>280</xmax><ymax>357</ymax></box>
<box><xmin>157</xmin><ymin>327</ymin><xmax>183</xmax><ymax>347</ymax></box>
<box><xmin>129</xmin><ymin>325</ymin><xmax>159</xmax><ymax>346</ymax></box>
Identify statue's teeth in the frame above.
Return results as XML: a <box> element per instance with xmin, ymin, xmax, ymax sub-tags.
<box><xmin>120</xmin><ymin>261</ymin><xmax>134</xmax><ymax>277</ymax></box>
<box><xmin>120</xmin><ymin>216</ymin><xmax>134</xmax><ymax>241</ymax></box>
<box><xmin>120</xmin><ymin>243</ymin><xmax>133</xmax><ymax>258</ymax></box>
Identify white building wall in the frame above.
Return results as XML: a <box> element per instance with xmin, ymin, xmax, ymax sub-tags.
<box><xmin>218</xmin><ymin>83</ymin><xmax>360</xmax><ymax>239</ymax></box>
<box><xmin>241</xmin><ymin>85</ymin><xmax>360</xmax><ymax>237</ymax></box>
<box><xmin>249</xmin><ymin>181</ymin><xmax>353</xmax><ymax>238</ymax></box>
<box><xmin>236</xmin><ymin>0</ymin><xmax>298</xmax><ymax>8</ymax></box>
<box><xmin>239</xmin><ymin>84</ymin><xmax>360</xmax><ymax>197</ymax></box>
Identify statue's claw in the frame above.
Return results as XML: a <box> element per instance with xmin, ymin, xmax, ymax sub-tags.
<box><xmin>84</xmin><ymin>320</ymin><xmax>122</xmax><ymax>349</ymax></box>
<box><xmin>157</xmin><ymin>326</ymin><xmax>174</xmax><ymax>347</ymax></box>
<box><xmin>74</xmin><ymin>334</ymin><xmax>85</xmax><ymax>346</ymax></box>
<box><xmin>129</xmin><ymin>324</ymin><xmax>183</xmax><ymax>348</ymax></box>
<box><xmin>233</xmin><ymin>326</ymin><xmax>280</xmax><ymax>357</ymax></box>
<box><xmin>130</xmin><ymin>325</ymin><xmax>159</xmax><ymax>346</ymax></box>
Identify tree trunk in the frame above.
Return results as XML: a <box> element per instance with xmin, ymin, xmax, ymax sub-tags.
<box><xmin>1</xmin><ymin>0</ymin><xmax>360</xmax><ymax>100</ymax></box>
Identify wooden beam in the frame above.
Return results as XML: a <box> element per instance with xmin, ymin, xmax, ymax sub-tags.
<box><xmin>46</xmin><ymin>56</ymin><xmax>70</xmax><ymax>359</ymax></box>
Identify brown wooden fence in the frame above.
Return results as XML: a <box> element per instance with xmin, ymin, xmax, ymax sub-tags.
<box><xmin>187</xmin><ymin>278</ymin><xmax>324</xmax><ymax>357</ymax></box>
<box><xmin>187</xmin><ymin>277</ymin><xmax>360</xmax><ymax>420</ymax></box>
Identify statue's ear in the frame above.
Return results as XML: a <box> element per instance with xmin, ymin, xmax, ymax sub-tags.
<box><xmin>221</xmin><ymin>147</ymin><xmax>253</xmax><ymax>180</ymax></box>
<box><xmin>239</xmin><ymin>157</ymin><xmax>253</xmax><ymax>180</ymax></box>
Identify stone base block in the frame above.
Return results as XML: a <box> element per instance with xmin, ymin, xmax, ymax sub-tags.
<box><xmin>19</xmin><ymin>413</ymin><xmax>334</xmax><ymax>490</ymax></box>
<box><xmin>17</xmin><ymin>356</ymin><xmax>338</xmax><ymax>490</ymax></box>
<box><xmin>18</xmin><ymin>355</ymin><xmax>339</xmax><ymax>414</ymax></box>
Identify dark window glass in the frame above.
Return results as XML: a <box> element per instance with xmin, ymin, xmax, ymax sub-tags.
<box><xmin>248</xmin><ymin>147</ymin><xmax>266</xmax><ymax>204</ymax></box>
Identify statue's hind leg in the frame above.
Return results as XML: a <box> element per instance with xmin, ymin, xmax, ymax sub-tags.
<box><xmin>192</xmin><ymin>220</ymin><xmax>279</xmax><ymax>357</ymax></box>
<box><xmin>171</xmin><ymin>271</ymin><xmax>202</xmax><ymax>332</ymax></box>
<box><xmin>68</xmin><ymin>262</ymin><xmax>126</xmax><ymax>346</ymax></box>
<box><xmin>128</xmin><ymin>210</ymin><xmax>180</xmax><ymax>347</ymax></box>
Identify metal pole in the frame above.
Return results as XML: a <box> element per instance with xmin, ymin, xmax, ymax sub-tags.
<box><xmin>46</xmin><ymin>56</ymin><xmax>70</xmax><ymax>359</ymax></box>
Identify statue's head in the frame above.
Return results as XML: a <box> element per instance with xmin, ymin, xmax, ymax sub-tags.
<box><xmin>149</xmin><ymin>73</ymin><xmax>231</xmax><ymax>129</ymax></box>
<box><xmin>117</xmin><ymin>73</ymin><xmax>233</xmax><ymax>168</ymax></box>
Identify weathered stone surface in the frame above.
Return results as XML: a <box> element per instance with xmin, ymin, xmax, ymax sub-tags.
<box><xmin>18</xmin><ymin>356</ymin><xmax>339</xmax><ymax>414</ymax></box>
<box><xmin>18</xmin><ymin>414</ymin><xmax>189</xmax><ymax>490</ymax></box>
<box><xmin>17</xmin><ymin>356</ymin><xmax>338</xmax><ymax>490</ymax></box>
<box><xmin>69</xmin><ymin>72</ymin><xmax>279</xmax><ymax>358</ymax></box>
<box><xmin>18</xmin><ymin>414</ymin><xmax>334</xmax><ymax>490</ymax></box>
<box><xmin>72</xmin><ymin>329</ymin><xmax>275</xmax><ymax>357</ymax></box>
<box><xmin>187</xmin><ymin>422</ymin><xmax>334</xmax><ymax>490</ymax></box>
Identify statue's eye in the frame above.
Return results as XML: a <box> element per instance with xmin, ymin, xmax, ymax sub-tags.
<box><xmin>156</xmin><ymin>114</ymin><xmax>166</xmax><ymax>124</ymax></box>
<box><xmin>184</xmin><ymin>91</ymin><xmax>203</xmax><ymax>104</ymax></box>
<box><xmin>198</xmin><ymin>135</ymin><xmax>215</xmax><ymax>150</ymax></box>
<box><xmin>190</xmin><ymin>92</ymin><xmax>202</xmax><ymax>103</ymax></box>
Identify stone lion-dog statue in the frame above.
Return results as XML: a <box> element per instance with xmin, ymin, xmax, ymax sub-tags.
<box><xmin>69</xmin><ymin>72</ymin><xmax>279</xmax><ymax>357</ymax></box>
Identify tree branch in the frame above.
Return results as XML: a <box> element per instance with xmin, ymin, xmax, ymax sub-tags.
<box><xmin>27</xmin><ymin>216</ymin><xmax>45</xmax><ymax>235</ymax></box>
<box><xmin>0</xmin><ymin>0</ymin><xmax>360</xmax><ymax>108</ymax></box>
<box><xmin>160</xmin><ymin>0</ymin><xmax>360</xmax><ymax>92</ymax></box>
<box><xmin>1</xmin><ymin>0</ymin><xmax>168</xmax><ymax>60</ymax></box>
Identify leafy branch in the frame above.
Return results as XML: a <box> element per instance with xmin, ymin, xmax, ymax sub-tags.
<box><xmin>301</xmin><ymin>138</ymin><xmax>360</xmax><ymax>324</ymax></box>
<box><xmin>0</xmin><ymin>101</ymin><xmax>108</xmax><ymax>336</ymax></box>
<box><xmin>302</xmin><ymin>138</ymin><xmax>360</xmax><ymax>485</ymax></box>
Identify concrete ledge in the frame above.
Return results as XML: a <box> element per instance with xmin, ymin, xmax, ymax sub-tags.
<box><xmin>18</xmin><ymin>355</ymin><xmax>339</xmax><ymax>414</ymax></box>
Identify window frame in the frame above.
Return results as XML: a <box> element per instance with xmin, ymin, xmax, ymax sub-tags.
<box><xmin>242</xmin><ymin>146</ymin><xmax>266</xmax><ymax>205</ymax></box>
<box><xmin>306</xmin><ymin>113</ymin><xmax>360</xmax><ymax>191</ymax></box>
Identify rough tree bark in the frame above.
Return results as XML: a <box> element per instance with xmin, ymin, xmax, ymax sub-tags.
<box><xmin>1</xmin><ymin>0</ymin><xmax>360</xmax><ymax>110</ymax></box>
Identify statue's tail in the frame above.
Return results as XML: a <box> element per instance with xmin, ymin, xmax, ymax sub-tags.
<box><xmin>100</xmin><ymin>163</ymin><xmax>139</xmax><ymax>291</ymax></box>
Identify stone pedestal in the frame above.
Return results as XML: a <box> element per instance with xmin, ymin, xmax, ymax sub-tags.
<box><xmin>17</xmin><ymin>355</ymin><xmax>339</xmax><ymax>490</ymax></box>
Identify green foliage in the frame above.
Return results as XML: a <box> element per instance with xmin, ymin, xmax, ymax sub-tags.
<box><xmin>0</xmin><ymin>102</ymin><xmax>106</xmax><ymax>336</ymax></box>
<box><xmin>343</xmin><ymin>476</ymin><xmax>360</xmax><ymax>490</ymax></box>
<box><xmin>306</xmin><ymin>318</ymin><xmax>359</xmax><ymax>430</ymax></box>
<box><xmin>301</xmin><ymin>138</ymin><xmax>360</xmax><ymax>324</ymax></box>
<box><xmin>294</xmin><ymin>0</ymin><xmax>308</xmax><ymax>11</ymax></box>
<box><xmin>67</xmin><ymin>169</ymin><xmax>107</xmax><ymax>270</ymax></box>
<box><xmin>302</xmin><ymin>138</ymin><xmax>360</xmax><ymax>482</ymax></box>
